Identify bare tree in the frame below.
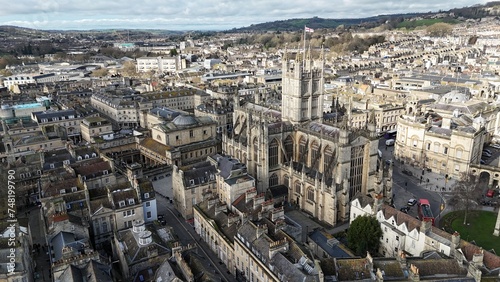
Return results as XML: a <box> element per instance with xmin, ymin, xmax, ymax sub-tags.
<box><xmin>448</xmin><ymin>172</ymin><xmax>481</xmax><ymax>225</ymax></box>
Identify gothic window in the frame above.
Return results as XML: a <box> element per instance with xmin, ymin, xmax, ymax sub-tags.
<box><xmin>253</xmin><ymin>137</ymin><xmax>259</xmax><ymax>162</ymax></box>
<box><xmin>269</xmin><ymin>174</ymin><xmax>278</xmax><ymax>187</ymax></box>
<box><xmin>299</xmin><ymin>136</ymin><xmax>308</xmax><ymax>163</ymax></box>
<box><xmin>311</xmin><ymin>141</ymin><xmax>320</xmax><ymax>170</ymax></box>
<box><xmin>269</xmin><ymin>139</ymin><xmax>279</xmax><ymax>167</ymax></box>
<box><xmin>323</xmin><ymin>146</ymin><xmax>334</xmax><ymax>175</ymax></box>
<box><xmin>307</xmin><ymin>188</ymin><xmax>314</xmax><ymax>201</ymax></box>
<box><xmin>284</xmin><ymin>136</ymin><xmax>293</xmax><ymax>163</ymax></box>
<box><xmin>295</xmin><ymin>181</ymin><xmax>301</xmax><ymax>194</ymax></box>
<box><xmin>349</xmin><ymin>146</ymin><xmax>364</xmax><ymax>199</ymax></box>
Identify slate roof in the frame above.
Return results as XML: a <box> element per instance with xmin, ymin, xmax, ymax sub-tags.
<box><xmin>117</xmin><ymin>225</ymin><xmax>170</xmax><ymax>265</ymax></box>
<box><xmin>408</xmin><ymin>258</ymin><xmax>467</xmax><ymax>277</ymax></box>
<box><xmin>50</xmin><ymin>231</ymin><xmax>88</xmax><ymax>261</ymax></box>
<box><xmin>182</xmin><ymin>161</ymin><xmax>217</xmax><ymax>188</ymax></box>
<box><xmin>308</xmin><ymin>229</ymin><xmax>354</xmax><ymax>258</ymax></box>
<box><xmin>72</xmin><ymin>159</ymin><xmax>111</xmax><ymax>178</ymax></box>
<box><xmin>32</xmin><ymin>109</ymin><xmax>78</xmax><ymax>122</ymax></box>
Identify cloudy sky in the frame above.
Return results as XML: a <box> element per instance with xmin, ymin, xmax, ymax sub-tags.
<box><xmin>0</xmin><ymin>0</ymin><xmax>490</xmax><ymax>31</ymax></box>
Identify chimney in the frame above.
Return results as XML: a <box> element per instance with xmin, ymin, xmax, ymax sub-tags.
<box><xmin>262</xmin><ymin>199</ymin><xmax>274</xmax><ymax>212</ymax></box>
<box><xmin>271</xmin><ymin>206</ymin><xmax>284</xmax><ymax>222</ymax></box>
<box><xmin>472</xmin><ymin>248</ymin><xmax>484</xmax><ymax>267</ymax></box>
<box><xmin>373</xmin><ymin>193</ymin><xmax>384</xmax><ymax>214</ymax></box>
<box><xmin>245</xmin><ymin>188</ymin><xmax>257</xmax><ymax>203</ymax></box>
<box><xmin>451</xmin><ymin>231</ymin><xmax>460</xmax><ymax>248</ymax></box>
<box><xmin>253</xmin><ymin>193</ymin><xmax>265</xmax><ymax>209</ymax></box>
<box><xmin>256</xmin><ymin>224</ymin><xmax>267</xmax><ymax>239</ymax></box>
<box><xmin>215</xmin><ymin>203</ymin><xmax>227</xmax><ymax>215</ymax></box>
<box><xmin>421</xmin><ymin>220</ymin><xmax>432</xmax><ymax>234</ymax></box>
<box><xmin>408</xmin><ymin>264</ymin><xmax>420</xmax><ymax>282</ymax></box>
<box><xmin>207</xmin><ymin>197</ymin><xmax>218</xmax><ymax>210</ymax></box>
<box><xmin>396</xmin><ymin>250</ymin><xmax>407</xmax><ymax>267</ymax></box>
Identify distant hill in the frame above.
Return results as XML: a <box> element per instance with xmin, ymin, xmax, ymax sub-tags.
<box><xmin>228</xmin><ymin>2</ymin><xmax>500</xmax><ymax>32</ymax></box>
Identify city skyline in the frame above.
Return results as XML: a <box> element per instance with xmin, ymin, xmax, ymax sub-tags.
<box><xmin>0</xmin><ymin>0</ymin><xmax>491</xmax><ymax>31</ymax></box>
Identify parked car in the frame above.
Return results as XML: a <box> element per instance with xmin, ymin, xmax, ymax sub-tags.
<box><xmin>400</xmin><ymin>207</ymin><xmax>409</xmax><ymax>213</ymax></box>
<box><xmin>385</xmin><ymin>139</ymin><xmax>395</xmax><ymax>146</ymax></box>
<box><xmin>482</xmin><ymin>152</ymin><xmax>492</xmax><ymax>158</ymax></box>
<box><xmin>490</xmin><ymin>144</ymin><xmax>500</xmax><ymax>149</ymax></box>
<box><xmin>385</xmin><ymin>159</ymin><xmax>394</xmax><ymax>165</ymax></box>
<box><xmin>486</xmin><ymin>189</ymin><xmax>495</xmax><ymax>198</ymax></box>
<box><xmin>402</xmin><ymin>169</ymin><xmax>413</xmax><ymax>176</ymax></box>
<box><xmin>407</xmin><ymin>199</ymin><xmax>418</xmax><ymax>206</ymax></box>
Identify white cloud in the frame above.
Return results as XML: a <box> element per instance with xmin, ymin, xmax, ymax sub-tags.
<box><xmin>0</xmin><ymin>0</ymin><xmax>491</xmax><ymax>30</ymax></box>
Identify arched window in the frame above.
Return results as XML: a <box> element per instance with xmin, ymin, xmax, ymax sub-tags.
<box><xmin>253</xmin><ymin>137</ymin><xmax>259</xmax><ymax>162</ymax></box>
<box><xmin>456</xmin><ymin>148</ymin><xmax>463</xmax><ymax>159</ymax></box>
<box><xmin>268</xmin><ymin>139</ymin><xmax>279</xmax><ymax>167</ymax></box>
<box><xmin>307</xmin><ymin>188</ymin><xmax>314</xmax><ymax>201</ymax></box>
<box><xmin>295</xmin><ymin>181</ymin><xmax>301</xmax><ymax>194</ymax></box>
<box><xmin>269</xmin><ymin>174</ymin><xmax>278</xmax><ymax>187</ymax></box>
<box><xmin>323</xmin><ymin>146</ymin><xmax>334</xmax><ymax>176</ymax></box>
<box><xmin>311</xmin><ymin>141</ymin><xmax>320</xmax><ymax>170</ymax></box>
<box><xmin>156</xmin><ymin>134</ymin><xmax>162</xmax><ymax>141</ymax></box>
<box><xmin>299</xmin><ymin>136</ymin><xmax>308</xmax><ymax>163</ymax></box>
<box><xmin>284</xmin><ymin>136</ymin><xmax>293</xmax><ymax>163</ymax></box>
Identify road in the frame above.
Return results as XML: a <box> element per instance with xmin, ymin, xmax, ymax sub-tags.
<box><xmin>155</xmin><ymin>188</ymin><xmax>233</xmax><ymax>282</ymax></box>
<box><xmin>379</xmin><ymin>139</ymin><xmax>443</xmax><ymax>223</ymax></box>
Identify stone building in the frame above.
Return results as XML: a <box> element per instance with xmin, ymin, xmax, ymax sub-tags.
<box><xmin>139</xmin><ymin>114</ymin><xmax>218</xmax><ymax>167</ymax></box>
<box><xmin>394</xmin><ymin>106</ymin><xmax>487</xmax><ymax>178</ymax></box>
<box><xmin>223</xmin><ymin>49</ymin><xmax>387</xmax><ymax>225</ymax></box>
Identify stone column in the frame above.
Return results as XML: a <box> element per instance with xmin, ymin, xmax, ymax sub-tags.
<box><xmin>493</xmin><ymin>208</ymin><xmax>500</xmax><ymax>236</ymax></box>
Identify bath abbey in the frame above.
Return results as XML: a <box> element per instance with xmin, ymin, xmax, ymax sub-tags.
<box><xmin>223</xmin><ymin>48</ymin><xmax>393</xmax><ymax>225</ymax></box>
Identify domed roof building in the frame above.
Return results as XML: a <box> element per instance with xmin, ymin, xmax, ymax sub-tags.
<box><xmin>172</xmin><ymin>115</ymin><xmax>198</xmax><ymax>127</ymax></box>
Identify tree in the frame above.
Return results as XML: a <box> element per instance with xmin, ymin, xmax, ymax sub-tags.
<box><xmin>169</xmin><ymin>48</ymin><xmax>178</xmax><ymax>57</ymax></box>
<box><xmin>90</xmin><ymin>68</ymin><xmax>109</xmax><ymax>77</ymax></box>
<box><xmin>426</xmin><ymin>23</ymin><xmax>453</xmax><ymax>37</ymax></box>
<box><xmin>347</xmin><ymin>215</ymin><xmax>382</xmax><ymax>256</ymax></box>
<box><xmin>448</xmin><ymin>172</ymin><xmax>481</xmax><ymax>225</ymax></box>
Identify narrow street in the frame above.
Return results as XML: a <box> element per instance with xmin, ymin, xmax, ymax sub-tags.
<box><xmin>155</xmin><ymin>190</ymin><xmax>233</xmax><ymax>282</ymax></box>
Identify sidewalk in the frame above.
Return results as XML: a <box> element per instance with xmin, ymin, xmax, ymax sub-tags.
<box><xmin>395</xmin><ymin>161</ymin><xmax>456</xmax><ymax>193</ymax></box>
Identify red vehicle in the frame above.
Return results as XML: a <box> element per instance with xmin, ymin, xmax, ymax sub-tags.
<box><xmin>418</xmin><ymin>199</ymin><xmax>435</xmax><ymax>226</ymax></box>
<box><xmin>486</xmin><ymin>189</ymin><xmax>495</xmax><ymax>198</ymax></box>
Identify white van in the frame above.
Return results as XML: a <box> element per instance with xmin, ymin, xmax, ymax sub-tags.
<box><xmin>385</xmin><ymin>139</ymin><xmax>395</xmax><ymax>146</ymax></box>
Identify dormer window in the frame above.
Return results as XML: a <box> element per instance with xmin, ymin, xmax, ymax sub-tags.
<box><xmin>103</xmin><ymin>170</ymin><xmax>108</xmax><ymax>175</ymax></box>
<box><xmin>84</xmin><ymin>154</ymin><xmax>89</xmax><ymax>159</ymax></box>
<box><xmin>71</xmin><ymin>187</ymin><xmax>77</xmax><ymax>192</ymax></box>
<box><xmin>60</xmin><ymin>189</ymin><xmax>66</xmax><ymax>194</ymax></box>
<box><xmin>91</xmin><ymin>153</ymin><xmax>97</xmax><ymax>158</ymax></box>
<box><xmin>189</xmin><ymin>179</ymin><xmax>195</xmax><ymax>185</ymax></box>
<box><xmin>63</xmin><ymin>160</ymin><xmax>70</xmax><ymax>165</ymax></box>
<box><xmin>128</xmin><ymin>199</ymin><xmax>135</xmax><ymax>205</ymax></box>
<box><xmin>144</xmin><ymin>193</ymin><xmax>150</xmax><ymax>199</ymax></box>
<box><xmin>119</xmin><ymin>201</ymin><xmax>125</xmax><ymax>207</ymax></box>
<box><xmin>50</xmin><ymin>164</ymin><xmax>55</xmax><ymax>169</ymax></box>
<box><xmin>77</xmin><ymin>156</ymin><xmax>82</xmax><ymax>161</ymax></box>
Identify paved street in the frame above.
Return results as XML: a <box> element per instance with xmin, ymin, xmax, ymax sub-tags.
<box><xmin>155</xmin><ymin>185</ymin><xmax>233</xmax><ymax>282</ymax></box>
<box><xmin>19</xmin><ymin>206</ymin><xmax>51</xmax><ymax>282</ymax></box>
<box><xmin>379</xmin><ymin>139</ymin><xmax>447</xmax><ymax>225</ymax></box>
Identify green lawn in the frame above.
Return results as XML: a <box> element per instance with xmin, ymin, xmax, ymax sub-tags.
<box><xmin>441</xmin><ymin>210</ymin><xmax>500</xmax><ymax>253</ymax></box>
